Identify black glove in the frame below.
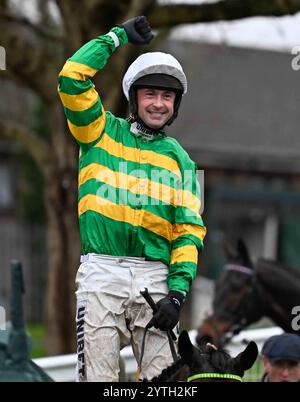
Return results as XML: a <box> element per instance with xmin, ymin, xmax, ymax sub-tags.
<box><xmin>120</xmin><ymin>16</ymin><xmax>153</xmax><ymax>45</ymax></box>
<box><xmin>148</xmin><ymin>292</ymin><xmax>184</xmax><ymax>331</ymax></box>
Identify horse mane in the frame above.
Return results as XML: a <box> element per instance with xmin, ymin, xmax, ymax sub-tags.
<box><xmin>147</xmin><ymin>347</ymin><xmax>237</xmax><ymax>382</ymax></box>
<box><xmin>257</xmin><ymin>258</ymin><xmax>300</xmax><ymax>300</ymax></box>
<box><xmin>258</xmin><ymin>258</ymin><xmax>300</xmax><ymax>279</ymax></box>
<box><xmin>201</xmin><ymin>347</ymin><xmax>236</xmax><ymax>374</ymax></box>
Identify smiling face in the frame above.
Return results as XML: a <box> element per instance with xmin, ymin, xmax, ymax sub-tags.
<box><xmin>137</xmin><ymin>87</ymin><xmax>176</xmax><ymax>129</ymax></box>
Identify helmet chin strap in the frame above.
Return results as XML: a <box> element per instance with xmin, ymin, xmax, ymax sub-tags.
<box><xmin>128</xmin><ymin>115</ymin><xmax>165</xmax><ymax>139</ymax></box>
<box><xmin>133</xmin><ymin>114</ymin><xmax>166</xmax><ymax>131</ymax></box>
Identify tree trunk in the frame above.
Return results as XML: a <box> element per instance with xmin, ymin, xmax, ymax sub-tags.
<box><xmin>44</xmin><ymin>165</ymin><xmax>80</xmax><ymax>354</ymax></box>
<box><xmin>42</xmin><ymin>100</ymin><xmax>80</xmax><ymax>354</ymax></box>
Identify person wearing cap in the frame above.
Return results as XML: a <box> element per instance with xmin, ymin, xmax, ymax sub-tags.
<box><xmin>58</xmin><ymin>16</ymin><xmax>206</xmax><ymax>382</ymax></box>
<box><xmin>261</xmin><ymin>333</ymin><xmax>300</xmax><ymax>382</ymax></box>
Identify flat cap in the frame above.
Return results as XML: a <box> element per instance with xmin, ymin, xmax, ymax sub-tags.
<box><xmin>262</xmin><ymin>333</ymin><xmax>300</xmax><ymax>362</ymax></box>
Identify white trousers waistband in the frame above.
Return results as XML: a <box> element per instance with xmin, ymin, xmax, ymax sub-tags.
<box><xmin>80</xmin><ymin>253</ymin><xmax>165</xmax><ymax>267</ymax></box>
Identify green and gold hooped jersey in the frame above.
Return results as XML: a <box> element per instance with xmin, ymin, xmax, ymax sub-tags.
<box><xmin>58</xmin><ymin>27</ymin><xmax>206</xmax><ymax>296</ymax></box>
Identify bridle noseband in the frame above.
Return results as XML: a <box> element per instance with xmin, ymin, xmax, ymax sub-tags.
<box><xmin>224</xmin><ymin>264</ymin><xmax>254</xmax><ymax>276</ymax></box>
<box><xmin>187</xmin><ymin>373</ymin><xmax>242</xmax><ymax>382</ymax></box>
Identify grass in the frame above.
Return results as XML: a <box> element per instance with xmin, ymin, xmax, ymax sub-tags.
<box><xmin>27</xmin><ymin>323</ymin><xmax>47</xmax><ymax>358</ymax></box>
<box><xmin>243</xmin><ymin>360</ymin><xmax>264</xmax><ymax>382</ymax></box>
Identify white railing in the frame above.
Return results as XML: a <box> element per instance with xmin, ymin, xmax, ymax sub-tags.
<box><xmin>33</xmin><ymin>326</ymin><xmax>283</xmax><ymax>382</ymax></box>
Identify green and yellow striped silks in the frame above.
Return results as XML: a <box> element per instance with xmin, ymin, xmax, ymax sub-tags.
<box><xmin>58</xmin><ymin>26</ymin><xmax>206</xmax><ymax>295</ymax></box>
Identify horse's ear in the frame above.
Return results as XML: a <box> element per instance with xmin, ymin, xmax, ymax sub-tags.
<box><xmin>234</xmin><ymin>341</ymin><xmax>258</xmax><ymax>372</ymax></box>
<box><xmin>237</xmin><ymin>238</ymin><xmax>253</xmax><ymax>268</ymax></box>
<box><xmin>223</xmin><ymin>239</ymin><xmax>237</xmax><ymax>260</ymax></box>
<box><xmin>178</xmin><ymin>330</ymin><xmax>194</xmax><ymax>365</ymax></box>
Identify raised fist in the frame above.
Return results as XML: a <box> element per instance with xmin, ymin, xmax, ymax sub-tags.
<box><xmin>120</xmin><ymin>16</ymin><xmax>153</xmax><ymax>45</ymax></box>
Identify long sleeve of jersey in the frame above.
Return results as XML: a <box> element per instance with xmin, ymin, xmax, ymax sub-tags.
<box><xmin>168</xmin><ymin>160</ymin><xmax>206</xmax><ymax>296</ymax></box>
<box><xmin>57</xmin><ymin>27</ymin><xmax>128</xmax><ymax>149</ymax></box>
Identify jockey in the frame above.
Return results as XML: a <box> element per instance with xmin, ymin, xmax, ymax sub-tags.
<box><xmin>58</xmin><ymin>16</ymin><xmax>206</xmax><ymax>382</ymax></box>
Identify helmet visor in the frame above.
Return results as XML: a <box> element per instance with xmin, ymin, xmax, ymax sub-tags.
<box><xmin>132</xmin><ymin>73</ymin><xmax>183</xmax><ymax>93</ymax></box>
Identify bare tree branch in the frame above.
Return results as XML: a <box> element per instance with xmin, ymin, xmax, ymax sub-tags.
<box><xmin>0</xmin><ymin>120</ymin><xmax>52</xmax><ymax>175</ymax></box>
<box><xmin>0</xmin><ymin>29</ymin><xmax>60</xmax><ymax>102</ymax></box>
<box><xmin>122</xmin><ymin>0</ymin><xmax>156</xmax><ymax>21</ymax></box>
<box><xmin>0</xmin><ymin>10</ymin><xmax>63</xmax><ymax>41</ymax></box>
<box><xmin>149</xmin><ymin>0</ymin><xmax>300</xmax><ymax>28</ymax></box>
<box><xmin>54</xmin><ymin>0</ymin><xmax>84</xmax><ymax>53</ymax></box>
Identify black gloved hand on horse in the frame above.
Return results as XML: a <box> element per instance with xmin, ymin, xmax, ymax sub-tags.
<box><xmin>148</xmin><ymin>291</ymin><xmax>184</xmax><ymax>331</ymax></box>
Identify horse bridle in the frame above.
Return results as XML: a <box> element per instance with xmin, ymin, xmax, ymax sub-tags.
<box><xmin>187</xmin><ymin>373</ymin><xmax>242</xmax><ymax>382</ymax></box>
<box><xmin>216</xmin><ymin>264</ymin><xmax>267</xmax><ymax>346</ymax></box>
<box><xmin>137</xmin><ymin>288</ymin><xmax>178</xmax><ymax>381</ymax></box>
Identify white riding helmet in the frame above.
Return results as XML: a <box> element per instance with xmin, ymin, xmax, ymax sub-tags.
<box><xmin>122</xmin><ymin>52</ymin><xmax>187</xmax><ymax>127</ymax></box>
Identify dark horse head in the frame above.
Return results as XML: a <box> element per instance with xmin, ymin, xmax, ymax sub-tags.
<box><xmin>149</xmin><ymin>330</ymin><xmax>258</xmax><ymax>382</ymax></box>
<box><xmin>197</xmin><ymin>239</ymin><xmax>300</xmax><ymax>347</ymax></box>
